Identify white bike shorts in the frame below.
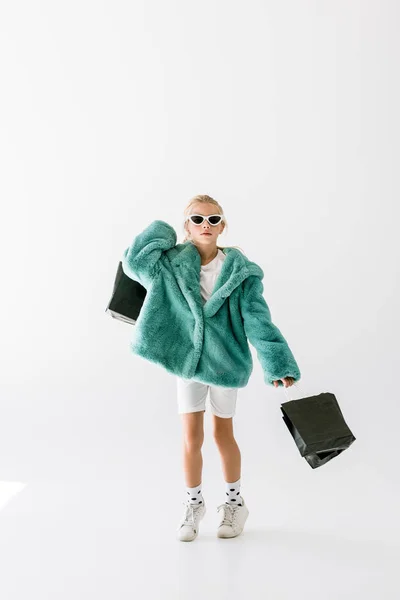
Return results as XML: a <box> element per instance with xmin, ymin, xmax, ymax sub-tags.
<box><xmin>176</xmin><ymin>376</ymin><xmax>238</xmax><ymax>419</ymax></box>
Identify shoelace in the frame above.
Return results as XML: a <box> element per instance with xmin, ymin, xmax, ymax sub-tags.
<box><xmin>181</xmin><ymin>502</ymin><xmax>203</xmax><ymax>527</ymax></box>
<box><xmin>216</xmin><ymin>503</ymin><xmax>240</xmax><ymax>526</ymax></box>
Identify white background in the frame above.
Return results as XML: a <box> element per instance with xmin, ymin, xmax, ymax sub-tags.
<box><xmin>0</xmin><ymin>1</ymin><xmax>399</xmax><ymax>598</ymax></box>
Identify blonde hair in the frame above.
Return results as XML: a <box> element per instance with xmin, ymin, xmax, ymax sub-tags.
<box><xmin>181</xmin><ymin>194</ymin><xmax>245</xmax><ymax>254</ymax></box>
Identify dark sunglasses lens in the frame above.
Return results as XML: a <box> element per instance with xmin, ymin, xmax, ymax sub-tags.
<box><xmin>191</xmin><ymin>216</ymin><xmax>204</xmax><ymax>224</ymax></box>
<box><xmin>209</xmin><ymin>216</ymin><xmax>222</xmax><ymax>225</ymax></box>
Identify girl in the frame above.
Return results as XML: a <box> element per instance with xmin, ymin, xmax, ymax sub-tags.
<box><xmin>175</xmin><ymin>195</ymin><xmax>299</xmax><ymax>542</ymax></box>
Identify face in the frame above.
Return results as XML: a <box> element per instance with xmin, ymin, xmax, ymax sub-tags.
<box><xmin>185</xmin><ymin>204</ymin><xmax>225</xmax><ymax>245</ymax></box>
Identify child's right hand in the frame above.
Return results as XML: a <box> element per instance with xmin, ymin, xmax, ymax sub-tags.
<box><xmin>273</xmin><ymin>377</ymin><xmax>295</xmax><ymax>388</ymax></box>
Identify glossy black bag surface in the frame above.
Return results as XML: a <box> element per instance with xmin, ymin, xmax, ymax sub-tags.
<box><xmin>105</xmin><ymin>260</ymin><xmax>147</xmax><ymax>325</ymax></box>
<box><xmin>280</xmin><ymin>389</ymin><xmax>356</xmax><ymax>469</ymax></box>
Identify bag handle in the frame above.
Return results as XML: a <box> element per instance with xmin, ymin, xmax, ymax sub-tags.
<box><xmin>282</xmin><ymin>381</ymin><xmax>303</xmax><ymax>401</ymax></box>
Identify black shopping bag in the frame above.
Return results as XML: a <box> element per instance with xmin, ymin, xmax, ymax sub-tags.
<box><xmin>105</xmin><ymin>261</ymin><xmax>147</xmax><ymax>325</ymax></box>
<box><xmin>280</xmin><ymin>384</ymin><xmax>356</xmax><ymax>469</ymax></box>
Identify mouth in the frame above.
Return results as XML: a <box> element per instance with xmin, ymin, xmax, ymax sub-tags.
<box><xmin>201</xmin><ymin>233</ymin><xmax>211</xmax><ymax>235</ymax></box>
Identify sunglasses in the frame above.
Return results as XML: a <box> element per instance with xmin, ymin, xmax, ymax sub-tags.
<box><xmin>186</xmin><ymin>214</ymin><xmax>225</xmax><ymax>226</ymax></box>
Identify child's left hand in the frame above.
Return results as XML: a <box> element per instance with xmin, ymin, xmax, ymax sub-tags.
<box><xmin>273</xmin><ymin>377</ymin><xmax>295</xmax><ymax>388</ymax></box>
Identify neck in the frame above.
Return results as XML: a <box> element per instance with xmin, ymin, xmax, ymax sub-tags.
<box><xmin>195</xmin><ymin>244</ymin><xmax>219</xmax><ymax>266</ymax></box>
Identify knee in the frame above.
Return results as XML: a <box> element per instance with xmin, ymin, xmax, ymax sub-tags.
<box><xmin>183</xmin><ymin>431</ymin><xmax>204</xmax><ymax>452</ymax></box>
<box><xmin>213</xmin><ymin>423</ymin><xmax>235</xmax><ymax>446</ymax></box>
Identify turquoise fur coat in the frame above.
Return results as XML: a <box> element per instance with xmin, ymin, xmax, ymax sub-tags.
<box><xmin>121</xmin><ymin>220</ymin><xmax>301</xmax><ymax>388</ymax></box>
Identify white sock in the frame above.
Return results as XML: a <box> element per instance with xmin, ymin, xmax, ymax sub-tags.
<box><xmin>225</xmin><ymin>477</ymin><xmax>243</xmax><ymax>506</ymax></box>
<box><xmin>185</xmin><ymin>482</ymin><xmax>204</xmax><ymax>506</ymax></box>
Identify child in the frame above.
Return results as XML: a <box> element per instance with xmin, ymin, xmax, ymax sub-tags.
<box><xmin>121</xmin><ymin>194</ymin><xmax>301</xmax><ymax>542</ymax></box>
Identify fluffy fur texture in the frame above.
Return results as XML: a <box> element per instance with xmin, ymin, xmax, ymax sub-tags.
<box><xmin>121</xmin><ymin>220</ymin><xmax>301</xmax><ymax>388</ymax></box>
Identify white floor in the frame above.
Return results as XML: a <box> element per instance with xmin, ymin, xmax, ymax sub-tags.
<box><xmin>0</xmin><ymin>463</ymin><xmax>399</xmax><ymax>598</ymax></box>
<box><xmin>0</xmin><ymin>479</ymin><xmax>398</xmax><ymax>599</ymax></box>
<box><xmin>0</xmin><ymin>382</ymin><xmax>399</xmax><ymax>599</ymax></box>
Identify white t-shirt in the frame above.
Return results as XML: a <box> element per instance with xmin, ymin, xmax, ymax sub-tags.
<box><xmin>199</xmin><ymin>249</ymin><xmax>226</xmax><ymax>305</ymax></box>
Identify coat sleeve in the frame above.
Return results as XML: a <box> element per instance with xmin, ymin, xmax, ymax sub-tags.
<box><xmin>121</xmin><ymin>219</ymin><xmax>177</xmax><ymax>288</ymax></box>
<box><xmin>240</xmin><ymin>275</ymin><xmax>301</xmax><ymax>387</ymax></box>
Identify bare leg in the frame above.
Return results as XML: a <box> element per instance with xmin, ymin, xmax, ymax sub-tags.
<box><xmin>212</xmin><ymin>415</ymin><xmax>241</xmax><ymax>482</ymax></box>
<box><xmin>180</xmin><ymin>410</ymin><xmax>205</xmax><ymax>487</ymax></box>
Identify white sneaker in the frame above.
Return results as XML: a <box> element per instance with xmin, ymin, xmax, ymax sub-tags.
<box><xmin>176</xmin><ymin>501</ymin><xmax>206</xmax><ymax>542</ymax></box>
<box><xmin>216</xmin><ymin>496</ymin><xmax>249</xmax><ymax>538</ymax></box>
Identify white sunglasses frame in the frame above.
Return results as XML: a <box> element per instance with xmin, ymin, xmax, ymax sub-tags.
<box><xmin>185</xmin><ymin>214</ymin><xmax>225</xmax><ymax>226</ymax></box>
